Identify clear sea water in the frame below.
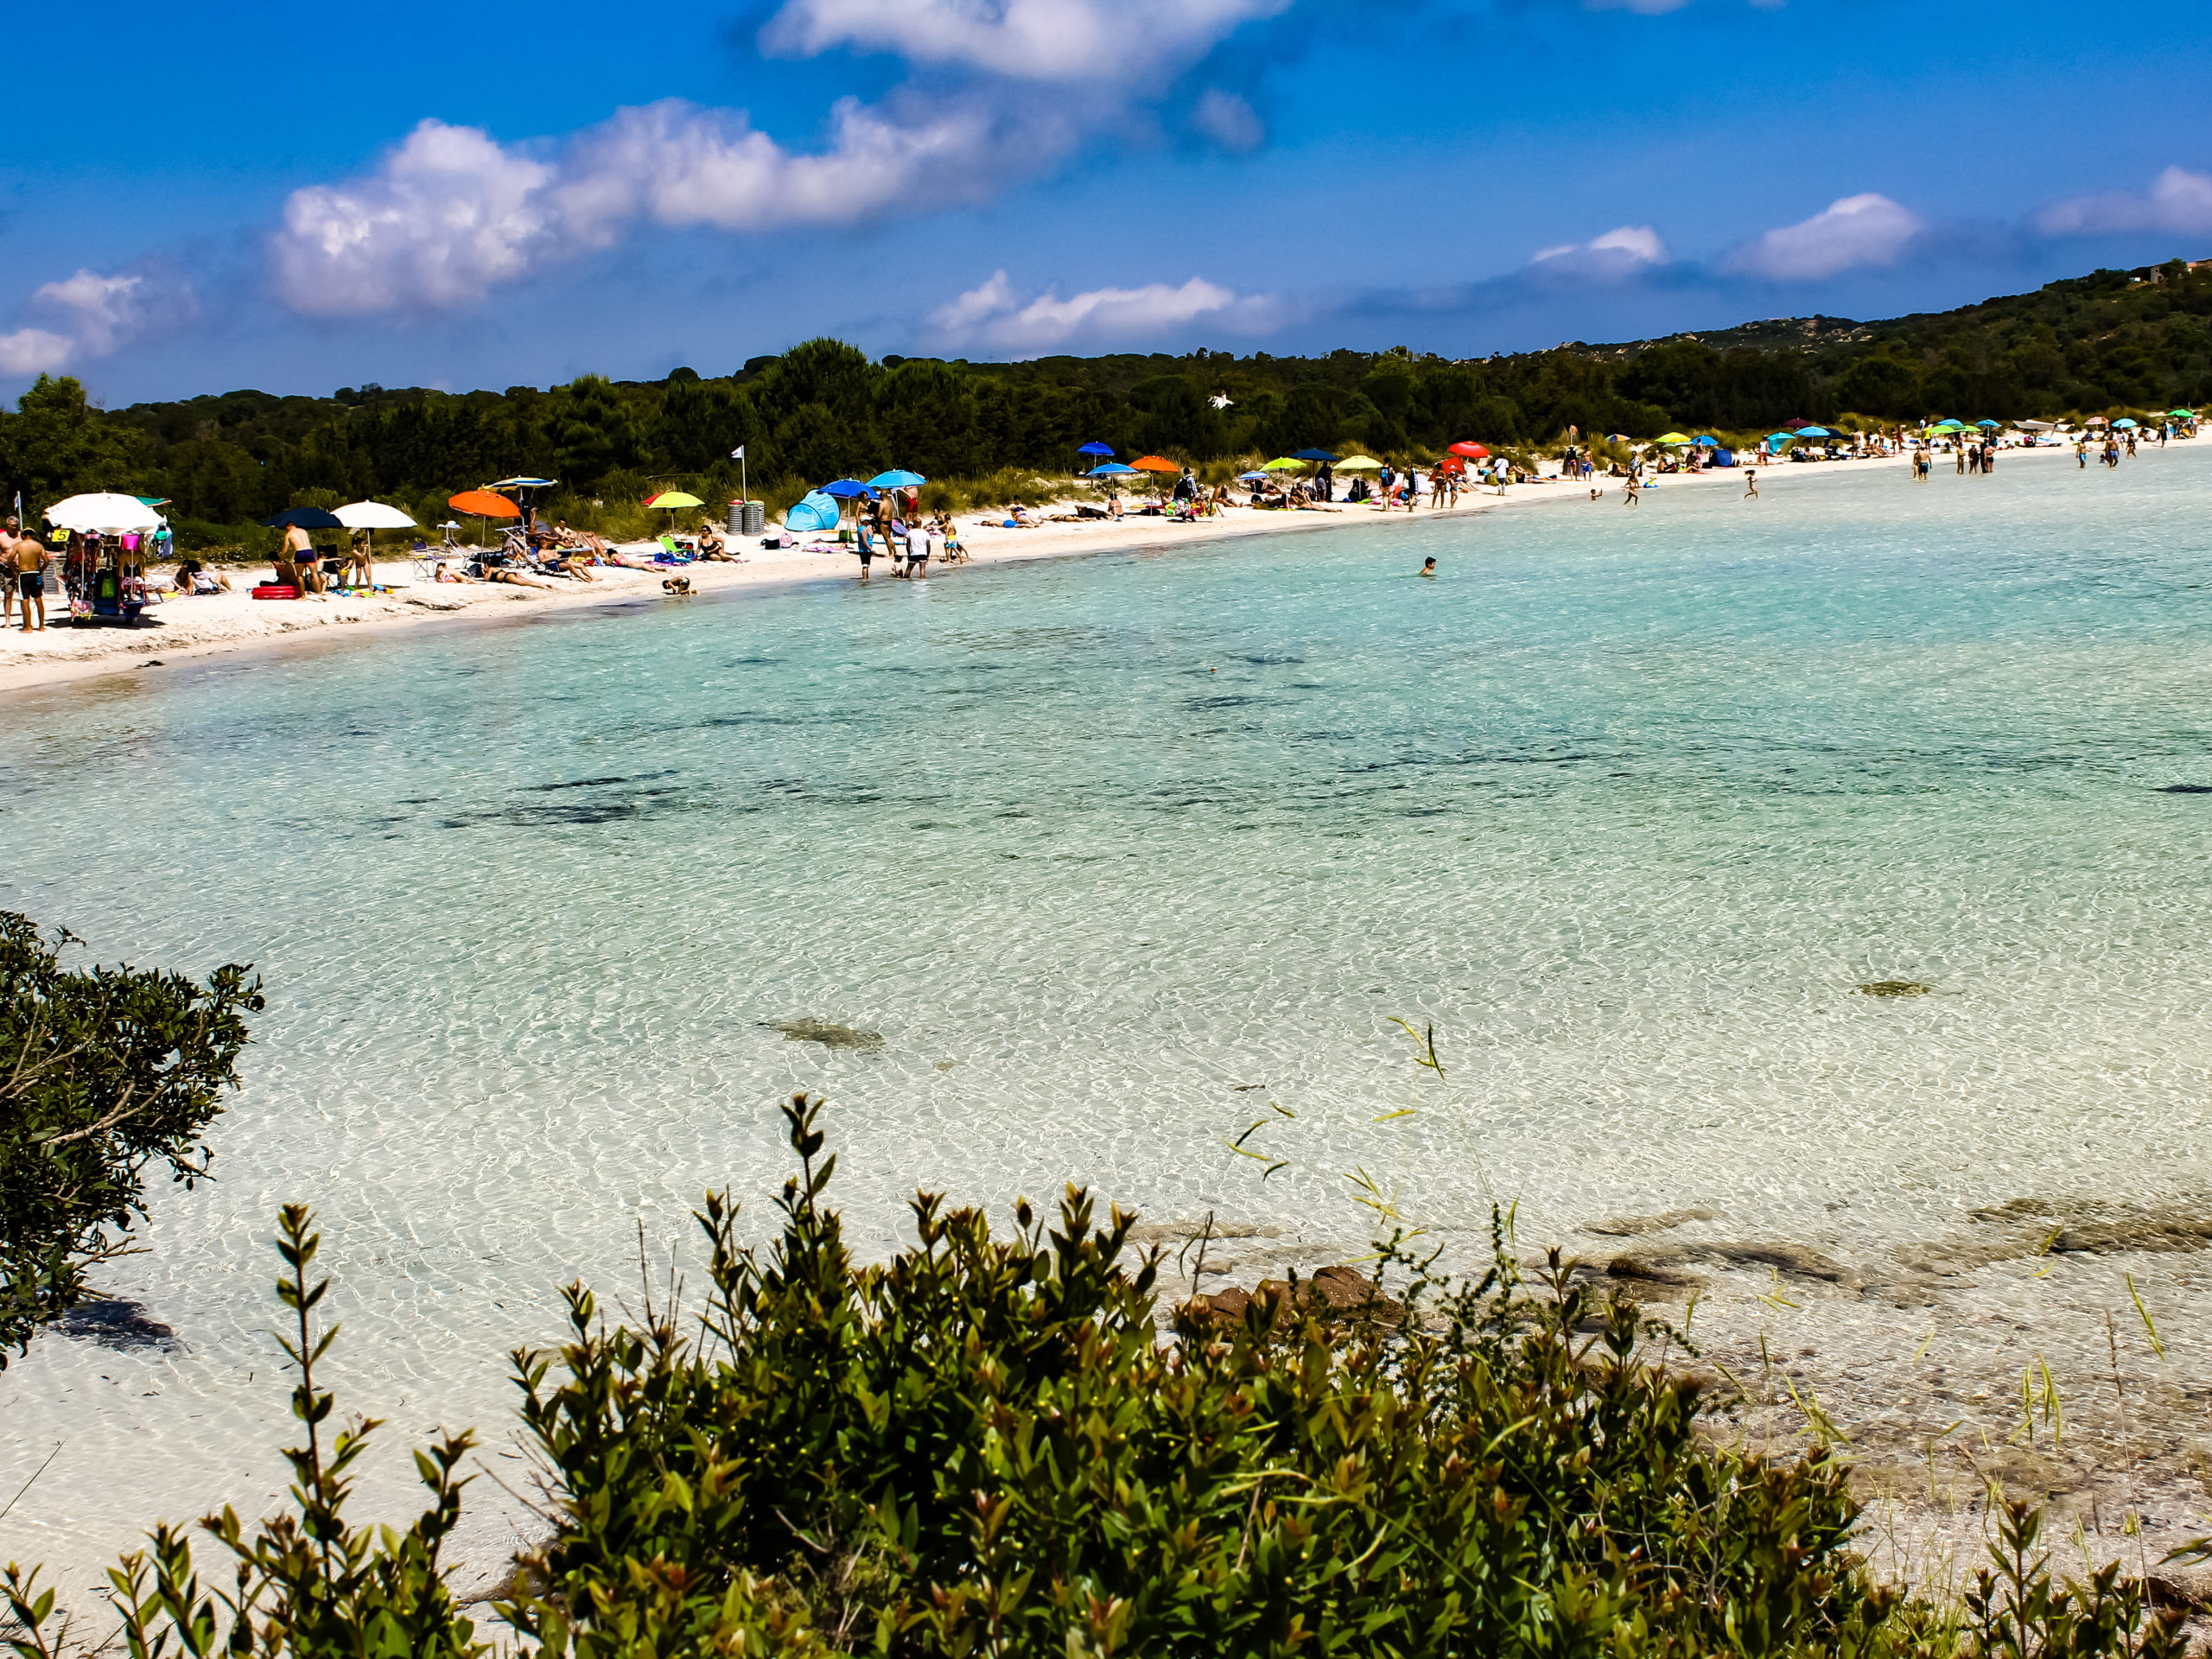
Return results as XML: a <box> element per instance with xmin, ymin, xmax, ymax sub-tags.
<box><xmin>4</xmin><ymin>447</ymin><xmax>2210</xmax><ymax>1579</ymax></box>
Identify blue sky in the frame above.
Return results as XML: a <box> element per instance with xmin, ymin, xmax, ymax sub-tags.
<box><xmin>5</xmin><ymin>0</ymin><xmax>2209</xmax><ymax>405</ymax></box>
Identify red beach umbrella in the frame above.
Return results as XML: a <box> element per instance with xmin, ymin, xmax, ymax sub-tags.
<box><xmin>1448</xmin><ymin>441</ymin><xmax>1490</xmax><ymax>458</ymax></box>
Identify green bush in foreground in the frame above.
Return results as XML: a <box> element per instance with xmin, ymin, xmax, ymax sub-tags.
<box><xmin>4</xmin><ymin>1096</ymin><xmax>2193</xmax><ymax>1657</ymax></box>
<box><xmin>0</xmin><ymin>912</ymin><xmax>260</xmax><ymax>1363</ymax></box>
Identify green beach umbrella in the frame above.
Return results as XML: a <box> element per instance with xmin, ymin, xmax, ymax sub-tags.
<box><xmin>1262</xmin><ymin>457</ymin><xmax>1307</xmax><ymax>471</ymax></box>
<box><xmin>1655</xmin><ymin>431</ymin><xmax>1692</xmax><ymax>445</ymax></box>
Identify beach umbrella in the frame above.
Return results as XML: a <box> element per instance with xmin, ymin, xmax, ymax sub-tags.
<box><xmin>1975</xmin><ymin>420</ymin><xmax>1999</xmax><ymax>429</ymax></box>
<box><xmin>645</xmin><ymin>489</ymin><xmax>706</xmax><ymax>534</ymax></box>
<box><xmin>1132</xmin><ymin>455</ymin><xmax>1181</xmax><ymax>474</ymax></box>
<box><xmin>867</xmin><ymin>469</ymin><xmax>927</xmax><ymax>489</ymax></box>
<box><xmin>1261</xmin><ymin>457</ymin><xmax>1307</xmax><ymax>472</ymax></box>
<box><xmin>262</xmin><ymin>507</ymin><xmax>346</xmax><ymax>530</ymax></box>
<box><xmin>2113</xmin><ymin>418</ymin><xmax>2139</xmax><ymax>429</ymax></box>
<box><xmin>486</xmin><ymin>476</ymin><xmax>556</xmax><ymax>490</ymax></box>
<box><xmin>1077</xmin><ymin>442</ymin><xmax>1116</xmax><ymax>458</ymax></box>
<box><xmin>821</xmin><ymin>480</ymin><xmax>875</xmax><ymax>499</ymax></box>
<box><xmin>334</xmin><ymin>501</ymin><xmax>416</xmax><ymax>529</ymax></box>
<box><xmin>1236</xmin><ymin>471</ymin><xmax>1272</xmax><ymax>481</ymax></box>
<box><xmin>1447</xmin><ymin>441</ymin><xmax>1490</xmax><ymax>458</ymax></box>
<box><xmin>1289</xmin><ymin>448</ymin><xmax>1339</xmax><ymax>462</ymax></box>
<box><xmin>448</xmin><ymin>490</ymin><xmax>519</xmax><ymax>518</ymax></box>
<box><xmin>2166</xmin><ymin>409</ymin><xmax>2194</xmax><ymax>418</ymax></box>
<box><xmin>1334</xmin><ymin>455</ymin><xmax>1384</xmax><ymax>472</ymax></box>
<box><xmin>45</xmin><ymin>492</ymin><xmax>163</xmax><ymax>532</ymax></box>
<box><xmin>1087</xmin><ymin>462</ymin><xmax>1138</xmax><ymax>476</ymax></box>
<box><xmin>1794</xmin><ymin>426</ymin><xmax>1832</xmax><ymax>439</ymax></box>
<box><xmin>1693</xmin><ymin>435</ymin><xmax>1720</xmax><ymax>448</ymax></box>
<box><xmin>1656</xmin><ymin>431</ymin><xmax>1692</xmax><ymax>445</ymax></box>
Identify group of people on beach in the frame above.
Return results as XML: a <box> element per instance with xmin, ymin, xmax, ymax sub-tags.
<box><xmin>852</xmin><ymin>492</ymin><xmax>965</xmax><ymax>581</ymax></box>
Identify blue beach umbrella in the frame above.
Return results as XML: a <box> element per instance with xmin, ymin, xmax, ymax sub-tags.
<box><xmin>1290</xmin><ymin>448</ymin><xmax>1340</xmax><ymax>462</ymax></box>
<box><xmin>1077</xmin><ymin>442</ymin><xmax>1116</xmax><ymax>457</ymax></box>
<box><xmin>1087</xmin><ymin>462</ymin><xmax>1138</xmax><ymax>476</ymax></box>
<box><xmin>1236</xmin><ymin>471</ymin><xmax>1272</xmax><ymax>480</ymax></box>
<box><xmin>2113</xmin><ymin>418</ymin><xmax>2139</xmax><ymax>429</ymax></box>
<box><xmin>868</xmin><ymin>469</ymin><xmax>926</xmax><ymax>488</ymax></box>
<box><xmin>1692</xmin><ymin>435</ymin><xmax>1720</xmax><ymax>447</ymax></box>
<box><xmin>822</xmin><ymin>479</ymin><xmax>875</xmax><ymax>498</ymax></box>
<box><xmin>1793</xmin><ymin>426</ymin><xmax>1833</xmax><ymax>439</ymax></box>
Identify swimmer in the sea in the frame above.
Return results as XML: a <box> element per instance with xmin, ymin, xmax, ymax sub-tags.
<box><xmin>1419</xmin><ymin>557</ymin><xmax>1436</xmax><ymax>578</ymax></box>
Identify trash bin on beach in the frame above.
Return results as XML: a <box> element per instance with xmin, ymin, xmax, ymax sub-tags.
<box><xmin>729</xmin><ymin>499</ymin><xmax>766</xmax><ymax>537</ymax></box>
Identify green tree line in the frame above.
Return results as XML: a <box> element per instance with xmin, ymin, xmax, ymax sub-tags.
<box><xmin>1</xmin><ymin>257</ymin><xmax>2205</xmax><ymax>549</ymax></box>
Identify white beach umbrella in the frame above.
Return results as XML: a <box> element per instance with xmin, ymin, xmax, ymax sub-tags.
<box><xmin>333</xmin><ymin>501</ymin><xmax>417</xmax><ymax>529</ymax></box>
<box><xmin>44</xmin><ymin>492</ymin><xmax>162</xmax><ymax>532</ymax></box>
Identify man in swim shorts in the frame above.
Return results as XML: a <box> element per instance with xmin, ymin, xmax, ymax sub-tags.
<box><xmin>9</xmin><ymin>519</ymin><xmax>48</xmax><ymax>629</ymax></box>
<box><xmin>855</xmin><ymin>518</ymin><xmax>874</xmax><ymax>581</ymax></box>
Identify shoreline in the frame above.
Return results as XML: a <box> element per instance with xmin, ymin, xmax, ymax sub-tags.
<box><xmin>0</xmin><ymin>445</ymin><xmax>1990</xmax><ymax>696</ymax></box>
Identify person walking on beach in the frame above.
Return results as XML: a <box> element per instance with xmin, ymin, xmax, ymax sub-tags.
<box><xmin>1402</xmin><ymin>467</ymin><xmax>1421</xmax><ymax>512</ymax></box>
<box><xmin>1624</xmin><ymin>474</ymin><xmax>1642</xmax><ymax>507</ymax></box>
<box><xmin>855</xmin><ymin>515</ymin><xmax>875</xmax><ymax>581</ymax></box>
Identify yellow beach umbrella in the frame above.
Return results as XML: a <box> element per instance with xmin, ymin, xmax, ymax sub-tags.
<box><xmin>1334</xmin><ymin>455</ymin><xmax>1384</xmax><ymax>472</ymax></box>
<box><xmin>1655</xmin><ymin>432</ymin><xmax>1692</xmax><ymax>445</ymax></box>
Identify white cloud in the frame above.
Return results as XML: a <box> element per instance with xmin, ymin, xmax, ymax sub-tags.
<box><xmin>1529</xmin><ymin>224</ymin><xmax>1668</xmax><ymax>277</ymax></box>
<box><xmin>2034</xmin><ymin>166</ymin><xmax>2212</xmax><ymax>238</ymax></box>
<box><xmin>0</xmin><ymin>269</ymin><xmax>168</xmax><ymax>378</ymax></box>
<box><xmin>0</xmin><ymin>328</ymin><xmax>73</xmax><ymax>377</ymax></box>
<box><xmin>759</xmin><ymin>0</ymin><xmax>1288</xmax><ymax>84</ymax></box>
<box><xmin>929</xmin><ymin>269</ymin><xmax>1280</xmax><ymax>353</ymax></box>
<box><xmin>1726</xmin><ymin>193</ymin><xmax>1923</xmax><ymax>281</ymax></box>
<box><xmin>272</xmin><ymin>122</ymin><xmax>561</xmax><ymax>316</ymax></box>
<box><xmin>35</xmin><ymin>271</ymin><xmax>145</xmax><ymax>355</ymax></box>
<box><xmin>1192</xmin><ymin>88</ymin><xmax>1264</xmax><ymax>152</ymax></box>
<box><xmin>271</xmin><ymin>99</ymin><xmax>1041</xmax><ymax>318</ymax></box>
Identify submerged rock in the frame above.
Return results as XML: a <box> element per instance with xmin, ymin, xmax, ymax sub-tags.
<box><xmin>57</xmin><ymin>1298</ymin><xmax>181</xmax><ymax>1353</ymax></box>
<box><xmin>1589</xmin><ymin>1204</ymin><xmax>1718</xmax><ymax>1237</ymax></box>
<box><xmin>1184</xmin><ymin>1264</ymin><xmax>1406</xmax><ymax>1328</ymax></box>
<box><xmin>765</xmin><ymin>1019</ymin><xmax>885</xmax><ymax>1051</ymax></box>
<box><xmin>1857</xmin><ymin>980</ymin><xmax>1934</xmax><ymax>997</ymax></box>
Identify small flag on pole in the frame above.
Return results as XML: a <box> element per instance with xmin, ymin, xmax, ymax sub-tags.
<box><xmin>730</xmin><ymin>446</ymin><xmax>746</xmax><ymax>461</ymax></box>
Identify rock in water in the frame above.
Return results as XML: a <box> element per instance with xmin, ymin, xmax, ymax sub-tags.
<box><xmin>57</xmin><ymin>1299</ymin><xmax>182</xmax><ymax>1352</ymax></box>
<box><xmin>1857</xmin><ymin>980</ymin><xmax>1933</xmax><ymax>997</ymax></box>
<box><xmin>766</xmin><ymin>1019</ymin><xmax>885</xmax><ymax>1051</ymax></box>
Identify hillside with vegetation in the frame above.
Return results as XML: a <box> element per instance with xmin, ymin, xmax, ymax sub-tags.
<box><xmin>0</xmin><ymin>257</ymin><xmax>2204</xmax><ymax>553</ymax></box>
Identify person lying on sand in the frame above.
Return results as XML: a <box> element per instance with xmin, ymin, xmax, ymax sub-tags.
<box><xmin>482</xmin><ymin>567</ymin><xmax>551</xmax><ymax>589</ymax></box>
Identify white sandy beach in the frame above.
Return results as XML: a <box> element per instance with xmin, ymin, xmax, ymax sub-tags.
<box><xmin>0</xmin><ymin>448</ymin><xmax>1980</xmax><ymax>695</ymax></box>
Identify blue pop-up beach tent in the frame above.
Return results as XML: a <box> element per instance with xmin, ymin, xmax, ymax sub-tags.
<box><xmin>785</xmin><ymin>490</ymin><xmax>841</xmax><ymax>532</ymax></box>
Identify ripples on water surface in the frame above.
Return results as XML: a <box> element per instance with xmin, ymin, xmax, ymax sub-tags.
<box><xmin>3</xmin><ymin>448</ymin><xmax>2210</xmax><ymax>1570</ymax></box>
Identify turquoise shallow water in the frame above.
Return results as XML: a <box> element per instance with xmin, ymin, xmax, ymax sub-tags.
<box><xmin>3</xmin><ymin>446</ymin><xmax>2210</xmax><ymax>1570</ymax></box>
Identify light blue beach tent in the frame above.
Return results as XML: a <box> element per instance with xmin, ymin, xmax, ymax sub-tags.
<box><xmin>785</xmin><ymin>490</ymin><xmax>842</xmax><ymax>532</ymax></box>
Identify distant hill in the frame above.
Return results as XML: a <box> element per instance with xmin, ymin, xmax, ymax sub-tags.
<box><xmin>2</xmin><ymin>257</ymin><xmax>2203</xmax><ymax>542</ymax></box>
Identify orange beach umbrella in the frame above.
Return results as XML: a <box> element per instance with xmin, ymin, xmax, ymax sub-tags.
<box><xmin>448</xmin><ymin>490</ymin><xmax>520</xmax><ymax>518</ymax></box>
<box><xmin>1130</xmin><ymin>455</ymin><xmax>1181</xmax><ymax>474</ymax></box>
